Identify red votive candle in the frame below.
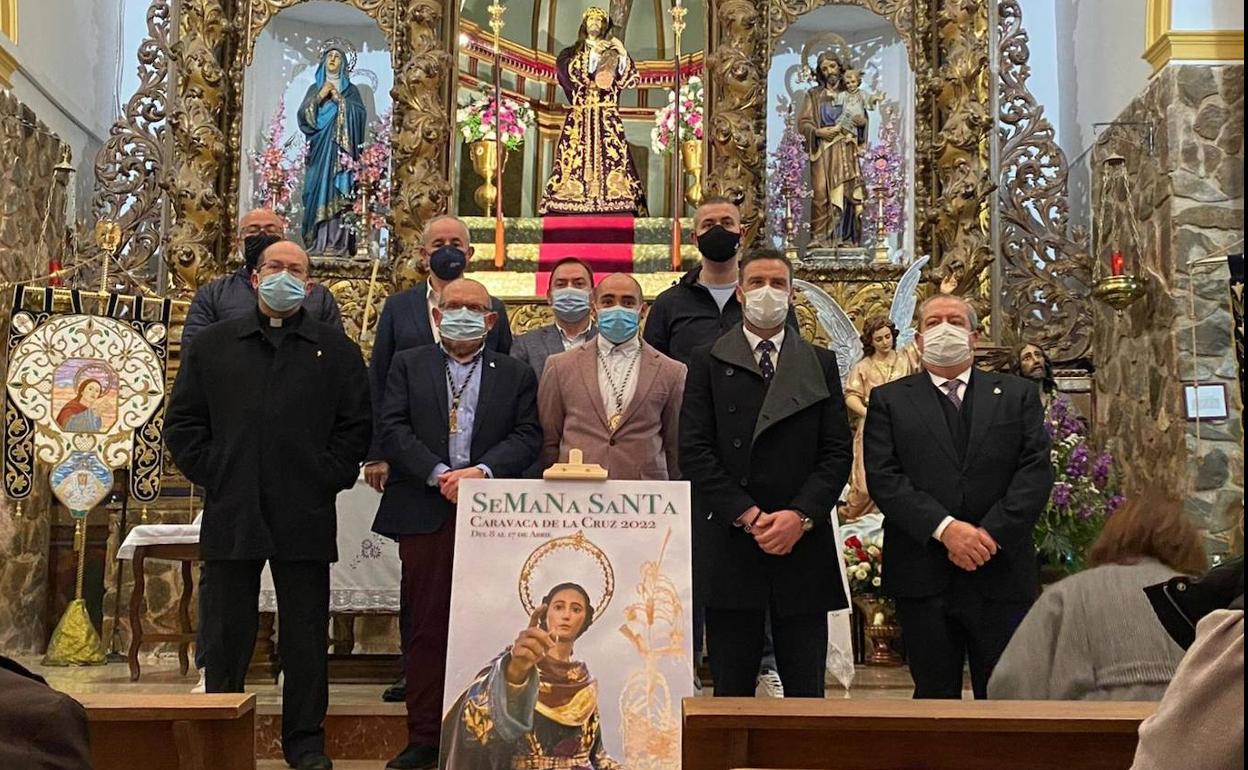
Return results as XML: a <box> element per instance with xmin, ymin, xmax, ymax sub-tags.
<box><xmin>48</xmin><ymin>258</ymin><xmax>63</xmax><ymax>287</ymax></box>
<box><xmin>1110</xmin><ymin>250</ymin><xmax>1125</xmax><ymax>277</ymax></box>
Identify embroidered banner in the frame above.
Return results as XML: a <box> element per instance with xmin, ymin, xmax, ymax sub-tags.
<box><xmin>442</xmin><ymin>479</ymin><xmax>692</xmax><ymax>770</ymax></box>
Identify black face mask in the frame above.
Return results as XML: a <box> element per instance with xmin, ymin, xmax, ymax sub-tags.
<box><xmin>696</xmin><ymin>225</ymin><xmax>741</xmax><ymax>263</ymax></box>
<box><xmin>243</xmin><ymin>234</ymin><xmax>281</xmax><ymax>271</ymax></box>
<box><xmin>429</xmin><ymin>246</ymin><xmax>467</xmax><ymax>281</ymax></box>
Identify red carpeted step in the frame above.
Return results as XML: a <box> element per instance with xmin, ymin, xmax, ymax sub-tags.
<box><xmin>538</xmin><ymin>215</ymin><xmax>636</xmax><ymax>292</ymax></box>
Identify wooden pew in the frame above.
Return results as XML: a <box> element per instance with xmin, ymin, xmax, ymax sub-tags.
<box><xmin>80</xmin><ymin>693</ymin><xmax>256</xmax><ymax>770</ymax></box>
<box><xmin>683</xmin><ymin>698</ymin><xmax>1155</xmax><ymax>770</ymax></box>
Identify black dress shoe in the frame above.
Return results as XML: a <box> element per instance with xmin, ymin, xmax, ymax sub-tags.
<box><xmin>290</xmin><ymin>752</ymin><xmax>333</xmax><ymax>770</ymax></box>
<box><xmin>386</xmin><ymin>743</ymin><xmax>438</xmax><ymax>770</ymax></box>
<box><xmin>382</xmin><ymin>674</ymin><xmax>407</xmax><ymax>703</ymax></box>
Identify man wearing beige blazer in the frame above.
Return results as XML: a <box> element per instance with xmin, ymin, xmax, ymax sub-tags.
<box><xmin>538</xmin><ymin>273</ymin><xmax>686</xmax><ymax>480</ymax></box>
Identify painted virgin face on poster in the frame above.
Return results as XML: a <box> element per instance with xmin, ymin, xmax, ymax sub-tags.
<box><xmin>441</xmin><ymin>479</ymin><xmax>693</xmax><ymax>770</ymax></box>
<box><xmin>52</xmin><ymin>359</ymin><xmax>119</xmax><ymax>434</ymax></box>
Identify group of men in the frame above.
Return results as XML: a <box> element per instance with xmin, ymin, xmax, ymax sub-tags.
<box><xmin>165</xmin><ymin>200</ymin><xmax>1052</xmax><ymax>770</ymax></box>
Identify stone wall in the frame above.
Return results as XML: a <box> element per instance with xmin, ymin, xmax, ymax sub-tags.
<box><xmin>0</xmin><ymin>92</ymin><xmax>69</xmax><ymax>653</ymax></box>
<box><xmin>1093</xmin><ymin>64</ymin><xmax>1244</xmax><ymax>557</ymax></box>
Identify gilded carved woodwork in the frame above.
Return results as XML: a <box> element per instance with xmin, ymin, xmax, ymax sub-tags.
<box><xmin>996</xmin><ymin>0</ymin><xmax>1092</xmax><ymax>363</ymax></box>
<box><xmin>242</xmin><ymin>0</ymin><xmax>400</xmax><ymax>61</ymax></box>
<box><xmin>167</xmin><ymin>0</ymin><xmax>228</xmax><ymax>291</ymax></box>
<box><xmin>89</xmin><ymin>0</ymin><xmax>172</xmax><ymax>288</ymax></box>
<box><xmin>766</xmin><ymin>0</ymin><xmax>917</xmax><ymax>58</ymax></box>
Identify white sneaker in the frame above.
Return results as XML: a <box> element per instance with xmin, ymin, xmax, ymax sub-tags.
<box><xmin>757</xmin><ymin>669</ymin><xmax>784</xmax><ymax>698</ymax></box>
<box><xmin>191</xmin><ymin>670</ymin><xmax>206</xmax><ymax>694</ymax></box>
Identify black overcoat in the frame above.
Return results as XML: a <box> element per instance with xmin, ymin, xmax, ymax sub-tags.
<box><xmin>165</xmin><ymin>310</ymin><xmax>372</xmax><ymax>561</ymax></box>
<box><xmin>680</xmin><ymin>328</ymin><xmax>853</xmax><ymax>617</ymax></box>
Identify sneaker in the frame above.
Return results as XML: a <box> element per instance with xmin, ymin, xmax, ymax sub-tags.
<box><xmin>191</xmin><ymin>670</ymin><xmax>206</xmax><ymax>694</ymax></box>
<box><xmin>757</xmin><ymin>668</ymin><xmax>784</xmax><ymax>698</ymax></box>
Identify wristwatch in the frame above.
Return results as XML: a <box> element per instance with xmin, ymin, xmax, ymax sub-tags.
<box><xmin>797</xmin><ymin>512</ymin><xmax>814</xmax><ymax>532</ymax></box>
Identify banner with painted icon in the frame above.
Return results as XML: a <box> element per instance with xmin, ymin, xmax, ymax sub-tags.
<box><xmin>441</xmin><ymin>478</ymin><xmax>693</xmax><ymax>770</ymax></box>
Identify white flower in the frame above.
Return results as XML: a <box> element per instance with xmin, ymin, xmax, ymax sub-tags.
<box><xmin>872</xmin><ymin>577</ymin><xmax>882</xmax><ymax>587</ymax></box>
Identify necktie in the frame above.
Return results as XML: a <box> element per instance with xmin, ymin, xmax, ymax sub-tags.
<box><xmin>941</xmin><ymin>379</ymin><xmax>963</xmax><ymax>411</ymax></box>
<box><xmin>756</xmin><ymin>339</ymin><xmax>776</xmax><ymax>383</ymax></box>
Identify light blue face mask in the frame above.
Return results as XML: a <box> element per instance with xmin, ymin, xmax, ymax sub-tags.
<box><xmin>596</xmin><ymin>306</ymin><xmax>640</xmax><ymax>344</ymax></box>
<box><xmin>439</xmin><ymin>307</ymin><xmax>489</xmax><ymax>341</ymax></box>
<box><xmin>258</xmin><ymin>271</ymin><xmax>307</xmax><ymax>313</ymax></box>
<box><xmin>551</xmin><ymin>288</ymin><xmax>592</xmax><ymax>323</ymax></box>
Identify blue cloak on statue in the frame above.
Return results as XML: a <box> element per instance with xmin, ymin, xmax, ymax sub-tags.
<box><xmin>298</xmin><ymin>48</ymin><xmax>368</xmax><ymax>254</ymax></box>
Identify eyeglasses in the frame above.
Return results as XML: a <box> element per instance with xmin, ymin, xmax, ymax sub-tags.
<box><xmin>256</xmin><ymin>261</ymin><xmax>309</xmax><ymax>280</ymax></box>
<box><xmin>242</xmin><ymin>224</ymin><xmax>284</xmax><ymax>237</ymax></box>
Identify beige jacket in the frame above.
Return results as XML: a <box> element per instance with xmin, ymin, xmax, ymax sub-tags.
<box><xmin>1130</xmin><ymin>608</ymin><xmax>1244</xmax><ymax>770</ymax></box>
<box><xmin>537</xmin><ymin>340</ymin><xmax>686</xmax><ymax>480</ymax></box>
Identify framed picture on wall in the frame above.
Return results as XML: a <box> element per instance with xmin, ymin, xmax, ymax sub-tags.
<box><xmin>1183</xmin><ymin>383</ymin><xmax>1229</xmax><ymax>420</ymax></box>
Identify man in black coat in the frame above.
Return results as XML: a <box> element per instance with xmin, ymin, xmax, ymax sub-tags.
<box><xmin>680</xmin><ymin>247</ymin><xmax>853</xmax><ymax>698</ymax></box>
<box><xmin>181</xmin><ymin>209</ymin><xmax>342</xmax><ymax>351</ymax></box>
<box><xmin>166</xmin><ymin>239</ymin><xmax>371</xmax><ymax>770</ymax></box>
<box><xmin>865</xmin><ymin>293</ymin><xmax>1053</xmax><ymax>700</ymax></box>
<box><xmin>373</xmin><ymin>278</ymin><xmax>541</xmax><ymax>770</ymax></box>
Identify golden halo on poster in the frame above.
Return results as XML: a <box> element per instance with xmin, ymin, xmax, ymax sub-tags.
<box><xmin>518</xmin><ymin>531</ymin><xmax>615</xmax><ymax>619</ymax></box>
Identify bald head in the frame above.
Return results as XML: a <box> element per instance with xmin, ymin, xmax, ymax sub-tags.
<box><xmin>438</xmin><ymin>278</ymin><xmax>491</xmax><ymax>310</ymax></box>
<box><xmin>422</xmin><ymin>215</ymin><xmax>472</xmax><ymax>250</ymax></box>
<box><xmin>256</xmin><ymin>240</ymin><xmax>311</xmax><ymax>277</ymax></box>
<box><xmin>240</xmin><ymin>208</ymin><xmax>284</xmax><ymax>239</ymax></box>
<box><xmin>594</xmin><ymin>273</ymin><xmax>643</xmax><ymax>307</ymax></box>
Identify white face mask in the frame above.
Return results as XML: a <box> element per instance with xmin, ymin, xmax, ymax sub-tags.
<box><xmin>920</xmin><ymin>322</ymin><xmax>973</xmax><ymax>367</ymax></box>
<box><xmin>742</xmin><ymin>285</ymin><xmax>790</xmax><ymax>329</ymax></box>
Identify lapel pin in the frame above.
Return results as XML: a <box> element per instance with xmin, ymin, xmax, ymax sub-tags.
<box><xmin>993</xmin><ymin>386</ymin><xmax>1001</xmax><ymax>395</ymax></box>
<box><xmin>316</xmin><ymin>350</ymin><xmax>323</xmax><ymax>358</ymax></box>
<box><xmin>489</xmin><ymin>361</ymin><xmax>496</xmax><ymax>368</ymax></box>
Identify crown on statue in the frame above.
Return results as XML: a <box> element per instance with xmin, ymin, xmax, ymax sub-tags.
<box><xmin>582</xmin><ymin>6</ymin><xmax>610</xmax><ymax>26</ymax></box>
<box><xmin>319</xmin><ymin>37</ymin><xmax>358</xmax><ymax>72</ymax></box>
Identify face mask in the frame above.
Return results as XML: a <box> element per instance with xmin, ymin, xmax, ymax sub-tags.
<box><xmin>429</xmin><ymin>246</ymin><xmax>467</xmax><ymax>281</ymax></box>
<box><xmin>696</xmin><ymin>225</ymin><xmax>741</xmax><ymax>263</ymax></box>
<box><xmin>243</xmin><ymin>235</ymin><xmax>272</xmax><ymax>271</ymax></box>
<box><xmin>257</xmin><ymin>271</ymin><xmax>306</xmax><ymax>313</ymax></box>
<box><xmin>551</xmin><ymin>288</ymin><xmax>592</xmax><ymax>323</ymax></box>
<box><xmin>742</xmin><ymin>285</ymin><xmax>790</xmax><ymax>329</ymax></box>
<box><xmin>438</xmin><ymin>307</ymin><xmax>488</xmax><ymax>342</ymax></box>
<box><xmin>920</xmin><ymin>322</ymin><xmax>973</xmax><ymax>367</ymax></box>
<box><xmin>596</xmin><ymin>306</ymin><xmax>641</xmax><ymax>344</ymax></box>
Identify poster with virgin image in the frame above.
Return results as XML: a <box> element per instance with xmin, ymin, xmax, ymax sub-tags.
<box><xmin>441</xmin><ymin>478</ymin><xmax>693</xmax><ymax>770</ymax></box>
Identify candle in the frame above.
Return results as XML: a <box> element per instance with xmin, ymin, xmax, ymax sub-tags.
<box><xmin>1110</xmin><ymin>250</ymin><xmax>1125</xmax><ymax>277</ymax></box>
<box><xmin>48</xmin><ymin>258</ymin><xmax>63</xmax><ymax>287</ymax></box>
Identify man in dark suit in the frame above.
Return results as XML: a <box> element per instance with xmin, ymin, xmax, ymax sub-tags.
<box><xmin>680</xmin><ymin>247</ymin><xmax>853</xmax><ymax>698</ymax></box>
<box><xmin>865</xmin><ymin>293</ymin><xmax>1053</xmax><ymax>700</ymax></box>
<box><xmin>373</xmin><ymin>278</ymin><xmax>541</xmax><ymax>770</ymax></box>
<box><xmin>511</xmin><ymin>256</ymin><xmax>597</xmax><ymax>378</ymax></box>
<box><xmin>166</xmin><ymin>240</ymin><xmax>372</xmax><ymax>770</ymax></box>
<box><xmin>365</xmin><ymin>215</ymin><xmax>512</xmax><ymax>702</ymax></box>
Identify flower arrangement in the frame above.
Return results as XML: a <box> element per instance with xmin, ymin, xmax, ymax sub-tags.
<box><xmin>860</xmin><ymin>103</ymin><xmax>905</xmax><ymax>246</ymax></box>
<box><xmin>649</xmin><ymin>76</ymin><xmax>704</xmax><ymax>154</ymax></box>
<box><xmin>767</xmin><ymin>107</ymin><xmax>811</xmax><ymax>248</ymax></box>
<box><xmin>339</xmin><ymin>107</ymin><xmax>393</xmax><ymax>236</ymax></box>
<box><xmin>1036</xmin><ymin>396</ymin><xmax>1124</xmax><ymax>574</ymax></box>
<box><xmin>843</xmin><ymin>535</ymin><xmax>885</xmax><ymax>597</ymax></box>
<box><xmin>250</xmin><ymin>102</ymin><xmax>303</xmax><ymax>218</ymax></box>
<box><xmin>456</xmin><ymin>86</ymin><xmax>535</xmax><ymax>152</ymax></box>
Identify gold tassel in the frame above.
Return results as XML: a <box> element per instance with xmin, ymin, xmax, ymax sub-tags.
<box><xmin>42</xmin><ymin>520</ymin><xmax>106</xmax><ymax>666</ymax></box>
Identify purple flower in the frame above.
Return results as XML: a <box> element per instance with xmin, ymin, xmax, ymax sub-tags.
<box><xmin>1051</xmin><ymin>482</ymin><xmax>1073</xmax><ymax>509</ymax></box>
<box><xmin>1077</xmin><ymin>505</ymin><xmax>1094</xmax><ymax>521</ymax></box>
<box><xmin>1092</xmin><ymin>453</ymin><xmax>1113</xmax><ymax>486</ymax></box>
<box><xmin>1106</xmin><ymin>495</ymin><xmax>1125</xmax><ymax>515</ymax></box>
<box><xmin>1066</xmin><ymin>443</ymin><xmax>1090</xmax><ymax>477</ymax></box>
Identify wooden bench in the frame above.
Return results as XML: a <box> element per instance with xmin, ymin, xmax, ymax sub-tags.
<box><xmin>683</xmin><ymin>698</ymin><xmax>1155</xmax><ymax>770</ymax></box>
<box><xmin>80</xmin><ymin>693</ymin><xmax>255</xmax><ymax>770</ymax></box>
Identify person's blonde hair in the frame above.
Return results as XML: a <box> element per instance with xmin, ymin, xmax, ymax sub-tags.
<box><xmin>1088</xmin><ymin>489</ymin><xmax>1208</xmax><ymax>576</ymax></box>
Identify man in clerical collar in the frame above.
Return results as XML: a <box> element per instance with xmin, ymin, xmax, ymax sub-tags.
<box><xmin>372</xmin><ymin>279</ymin><xmax>540</xmax><ymax>770</ymax></box>
<box><xmin>511</xmin><ymin>257</ymin><xmax>598</xmax><ymax>379</ymax></box>
<box><xmin>680</xmin><ymin>247</ymin><xmax>853</xmax><ymax>700</ymax></box>
<box><xmin>537</xmin><ymin>272</ymin><xmax>685</xmax><ymax>480</ymax></box>
<box><xmin>166</xmin><ymin>239</ymin><xmax>372</xmax><ymax>770</ymax></box>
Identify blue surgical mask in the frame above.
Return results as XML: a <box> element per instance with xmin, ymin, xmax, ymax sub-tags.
<box><xmin>596</xmin><ymin>306</ymin><xmax>640</xmax><ymax>344</ymax></box>
<box><xmin>551</xmin><ymin>288</ymin><xmax>592</xmax><ymax>323</ymax></box>
<box><xmin>257</xmin><ymin>271</ymin><xmax>306</xmax><ymax>313</ymax></box>
<box><xmin>438</xmin><ymin>307</ymin><xmax>489</xmax><ymax>342</ymax></box>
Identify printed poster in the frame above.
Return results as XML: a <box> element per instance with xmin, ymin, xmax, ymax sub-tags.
<box><xmin>442</xmin><ymin>478</ymin><xmax>693</xmax><ymax>770</ymax></box>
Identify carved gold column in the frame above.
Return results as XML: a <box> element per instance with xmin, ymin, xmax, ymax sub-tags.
<box><xmin>390</xmin><ymin>0</ymin><xmax>454</xmax><ymax>266</ymax></box>
<box><xmin>168</xmin><ymin>0</ymin><xmax>228</xmax><ymax>292</ymax></box>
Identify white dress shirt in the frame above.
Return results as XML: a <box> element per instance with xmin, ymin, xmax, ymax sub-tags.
<box><xmin>596</xmin><ymin>333</ymin><xmax>641</xmax><ymax>419</ymax></box>
<box><xmin>427</xmin><ymin>281</ymin><xmax>441</xmax><ymax>344</ymax></box>
<box><xmin>928</xmin><ymin>366</ymin><xmax>972</xmax><ymax>541</ymax></box>
<box><xmin>559</xmin><ymin>323</ymin><xmax>594</xmax><ymax>351</ymax></box>
<box><xmin>742</xmin><ymin>326</ymin><xmax>785</xmax><ymax>369</ymax></box>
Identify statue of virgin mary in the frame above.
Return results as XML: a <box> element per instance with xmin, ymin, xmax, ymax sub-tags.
<box><xmin>298</xmin><ymin>41</ymin><xmax>368</xmax><ymax>255</ymax></box>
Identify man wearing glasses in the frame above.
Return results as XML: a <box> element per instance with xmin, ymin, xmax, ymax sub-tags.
<box><xmin>181</xmin><ymin>208</ymin><xmax>343</xmax><ymax>351</ymax></box>
<box><xmin>167</xmin><ymin>238</ymin><xmax>372</xmax><ymax>770</ymax></box>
